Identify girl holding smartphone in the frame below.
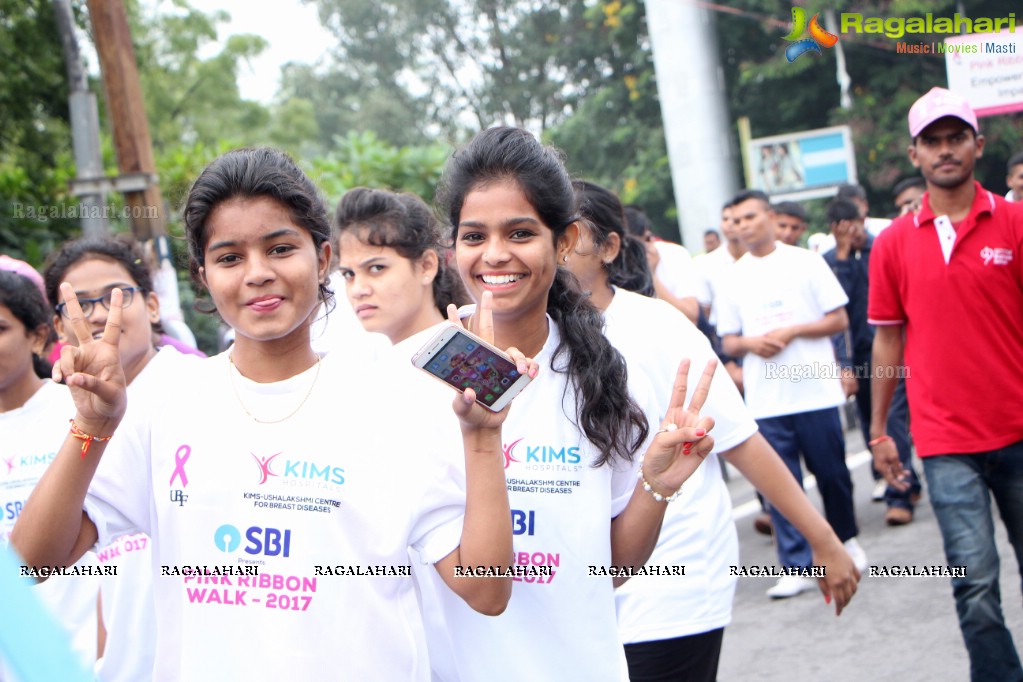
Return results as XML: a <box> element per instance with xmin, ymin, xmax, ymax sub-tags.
<box><xmin>13</xmin><ymin>147</ymin><xmax>519</xmax><ymax>681</ymax></box>
<box><xmin>415</xmin><ymin>127</ymin><xmax>717</xmax><ymax>681</ymax></box>
<box><xmin>568</xmin><ymin>180</ymin><xmax>860</xmax><ymax>681</ymax></box>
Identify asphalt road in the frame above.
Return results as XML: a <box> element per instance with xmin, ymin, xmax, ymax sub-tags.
<box><xmin>717</xmin><ymin>418</ymin><xmax>1023</xmax><ymax>682</ymax></box>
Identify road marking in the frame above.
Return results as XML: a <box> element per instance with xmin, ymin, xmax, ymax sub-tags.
<box><xmin>732</xmin><ymin>449</ymin><xmax>873</xmax><ymax>520</ymax></box>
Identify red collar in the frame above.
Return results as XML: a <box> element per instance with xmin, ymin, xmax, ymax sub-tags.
<box><xmin>914</xmin><ymin>180</ymin><xmax>995</xmax><ymax>228</ymax></box>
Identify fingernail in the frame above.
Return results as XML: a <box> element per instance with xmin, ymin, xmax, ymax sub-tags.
<box><xmin>528</xmin><ymin>367</ymin><xmax>537</xmax><ymax>378</ymax></box>
<box><xmin>824</xmin><ymin>594</ymin><xmax>831</xmax><ymax>605</ymax></box>
<box><xmin>695</xmin><ymin>429</ymin><xmax>706</xmax><ymax>437</ymax></box>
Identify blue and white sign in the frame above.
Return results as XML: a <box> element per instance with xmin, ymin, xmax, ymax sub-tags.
<box><xmin>747</xmin><ymin>125</ymin><xmax>858</xmax><ymax>201</ymax></box>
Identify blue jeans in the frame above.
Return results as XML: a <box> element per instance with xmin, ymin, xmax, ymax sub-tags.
<box><xmin>757</xmin><ymin>407</ymin><xmax>858</xmax><ymax>569</ymax></box>
<box><xmin>923</xmin><ymin>439</ymin><xmax>1023</xmax><ymax>682</ymax></box>
<box><xmin>883</xmin><ymin>378</ymin><xmax>921</xmax><ymax>509</ymax></box>
<box><xmin>852</xmin><ymin>368</ymin><xmax>921</xmax><ymax>507</ymax></box>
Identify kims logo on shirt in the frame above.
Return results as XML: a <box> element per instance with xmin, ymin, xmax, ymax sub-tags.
<box><xmin>502</xmin><ymin>437</ymin><xmax>581</xmax><ymax>470</ymax></box>
<box><xmin>251</xmin><ymin>452</ymin><xmax>345</xmax><ymax>486</ymax></box>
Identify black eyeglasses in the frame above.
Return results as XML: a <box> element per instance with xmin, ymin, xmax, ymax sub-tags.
<box><xmin>56</xmin><ymin>287</ymin><xmax>141</xmax><ymax>319</ymax></box>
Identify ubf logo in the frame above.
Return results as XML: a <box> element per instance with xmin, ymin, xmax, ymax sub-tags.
<box><xmin>783</xmin><ymin>7</ymin><xmax>838</xmax><ymax>62</ymax></box>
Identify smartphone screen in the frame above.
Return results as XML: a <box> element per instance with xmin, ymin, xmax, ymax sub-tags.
<box><xmin>421</xmin><ymin>331</ymin><xmax>522</xmax><ymax>409</ymax></box>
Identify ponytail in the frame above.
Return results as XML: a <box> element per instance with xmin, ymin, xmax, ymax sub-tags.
<box><xmin>547</xmin><ymin>269</ymin><xmax>649</xmax><ymax>467</ymax></box>
<box><xmin>610</xmin><ymin>235</ymin><xmax>655</xmax><ymax>298</ymax></box>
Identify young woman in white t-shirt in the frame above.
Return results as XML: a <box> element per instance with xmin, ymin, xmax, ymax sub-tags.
<box><xmin>0</xmin><ymin>269</ymin><xmax>99</xmax><ymax>677</ymax></box>
<box><xmin>13</xmin><ymin>147</ymin><xmax>520</xmax><ymax>681</ymax></box>
<box><xmin>42</xmin><ymin>235</ymin><xmax>192</xmax><ymax>681</ymax></box>
<box><xmin>413</xmin><ymin>126</ymin><xmax>717</xmax><ymax>681</ymax></box>
<box><xmin>568</xmin><ymin>180</ymin><xmax>860</xmax><ymax>682</ymax></box>
<box><xmin>334</xmin><ymin>187</ymin><xmax>468</xmax><ymax>345</ymax></box>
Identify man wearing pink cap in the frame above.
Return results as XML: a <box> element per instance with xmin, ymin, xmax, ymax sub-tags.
<box><xmin>869</xmin><ymin>87</ymin><xmax>1023</xmax><ymax>681</ymax></box>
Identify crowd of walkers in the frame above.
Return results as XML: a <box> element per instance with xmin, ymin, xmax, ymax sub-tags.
<box><xmin>2</xmin><ymin>85</ymin><xmax>1021</xmax><ymax>682</ymax></box>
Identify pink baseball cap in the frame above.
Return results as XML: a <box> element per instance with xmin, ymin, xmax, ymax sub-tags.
<box><xmin>908</xmin><ymin>87</ymin><xmax>979</xmax><ymax>138</ymax></box>
<box><xmin>0</xmin><ymin>254</ymin><xmax>48</xmax><ymax>303</ymax></box>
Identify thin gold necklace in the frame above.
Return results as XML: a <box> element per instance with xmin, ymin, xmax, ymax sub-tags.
<box><xmin>228</xmin><ymin>354</ymin><xmax>322</xmax><ymax>424</ymax></box>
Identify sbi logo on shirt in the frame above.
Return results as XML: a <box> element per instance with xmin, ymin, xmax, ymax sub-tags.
<box><xmin>214</xmin><ymin>523</ymin><xmax>292</xmax><ymax>558</ymax></box>
<box><xmin>511</xmin><ymin>509</ymin><xmax>536</xmax><ymax>536</ymax></box>
<box><xmin>502</xmin><ymin>438</ymin><xmax>581</xmax><ymax>469</ymax></box>
<box><xmin>4</xmin><ymin>499</ymin><xmax>25</xmax><ymax>520</ymax></box>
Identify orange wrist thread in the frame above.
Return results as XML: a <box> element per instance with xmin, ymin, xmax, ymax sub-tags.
<box><xmin>69</xmin><ymin>419</ymin><xmax>112</xmax><ymax>459</ymax></box>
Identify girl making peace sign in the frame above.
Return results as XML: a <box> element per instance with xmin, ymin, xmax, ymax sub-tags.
<box><xmin>414</xmin><ymin>127</ymin><xmax>717</xmax><ymax>681</ymax></box>
<box><xmin>13</xmin><ymin>148</ymin><xmax>524</xmax><ymax>681</ymax></box>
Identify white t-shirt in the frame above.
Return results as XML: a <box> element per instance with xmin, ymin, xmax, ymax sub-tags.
<box><xmin>0</xmin><ymin>381</ymin><xmax>98</xmax><ymax>678</ymax></box>
<box><xmin>693</xmin><ymin>244</ymin><xmax>740</xmax><ymax>325</ymax></box>
<box><xmin>716</xmin><ymin>243</ymin><xmax>848</xmax><ymax>419</ymax></box>
<box><xmin>865</xmin><ymin>216</ymin><xmax>892</xmax><ymax>236</ymax></box>
<box><xmin>310</xmin><ymin>271</ymin><xmax>390</xmax><ymax>357</ymax></box>
<box><xmin>654</xmin><ymin>241</ymin><xmax>699</xmax><ymax>300</ymax></box>
<box><xmin>604</xmin><ymin>289</ymin><xmax>758</xmax><ymax>643</ymax></box>
<box><xmin>411</xmin><ymin>314</ymin><xmax>656</xmax><ymax>682</ymax></box>
<box><xmin>94</xmin><ymin>347</ymin><xmax>194</xmax><ymax>682</ymax></box>
<box><xmin>83</xmin><ymin>351</ymin><xmax>467</xmax><ymax>681</ymax></box>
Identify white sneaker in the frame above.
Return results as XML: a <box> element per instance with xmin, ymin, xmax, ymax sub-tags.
<box><xmin>872</xmin><ymin>479</ymin><xmax>887</xmax><ymax>502</ymax></box>
<box><xmin>844</xmin><ymin>537</ymin><xmax>868</xmax><ymax>572</ymax></box>
<box><xmin>766</xmin><ymin>576</ymin><xmax>817</xmax><ymax>599</ymax></box>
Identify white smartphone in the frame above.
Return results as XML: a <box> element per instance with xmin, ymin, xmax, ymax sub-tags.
<box><xmin>411</xmin><ymin>323</ymin><xmax>532</xmax><ymax>412</ymax></box>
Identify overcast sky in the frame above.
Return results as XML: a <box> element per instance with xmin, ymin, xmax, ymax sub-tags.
<box><xmin>186</xmin><ymin>0</ymin><xmax>336</xmax><ymax>103</ymax></box>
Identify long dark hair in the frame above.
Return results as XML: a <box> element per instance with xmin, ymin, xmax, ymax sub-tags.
<box><xmin>42</xmin><ymin>235</ymin><xmax>165</xmax><ymax>336</ymax></box>
<box><xmin>573</xmin><ymin>180</ymin><xmax>655</xmax><ymax>298</ymax></box>
<box><xmin>335</xmin><ymin>187</ymin><xmax>468</xmax><ymax>314</ymax></box>
<box><xmin>0</xmin><ymin>270</ymin><xmax>54</xmax><ymax>378</ymax></box>
<box><xmin>182</xmin><ymin>147</ymin><xmax>332</xmax><ymax>311</ymax></box>
<box><xmin>437</xmin><ymin>127</ymin><xmax>649</xmax><ymax>466</ymax></box>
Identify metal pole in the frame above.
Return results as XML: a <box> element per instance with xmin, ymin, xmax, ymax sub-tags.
<box><xmin>52</xmin><ymin>0</ymin><xmax>108</xmax><ymax>236</ymax></box>
<box><xmin>644</xmin><ymin>0</ymin><xmax>738</xmax><ymax>247</ymax></box>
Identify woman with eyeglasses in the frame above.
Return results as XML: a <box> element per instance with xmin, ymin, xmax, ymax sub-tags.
<box><xmin>42</xmin><ymin>235</ymin><xmax>195</xmax><ymax>681</ymax></box>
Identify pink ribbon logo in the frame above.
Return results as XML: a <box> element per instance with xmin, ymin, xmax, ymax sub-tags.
<box><xmin>170</xmin><ymin>445</ymin><xmax>191</xmax><ymax>488</ymax></box>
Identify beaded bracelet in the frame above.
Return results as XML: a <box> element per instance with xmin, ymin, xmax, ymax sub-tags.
<box><xmin>69</xmin><ymin>419</ymin><xmax>112</xmax><ymax>459</ymax></box>
<box><xmin>868</xmin><ymin>434</ymin><xmax>893</xmax><ymax>447</ymax></box>
<box><xmin>637</xmin><ymin>460</ymin><xmax>683</xmax><ymax>503</ymax></box>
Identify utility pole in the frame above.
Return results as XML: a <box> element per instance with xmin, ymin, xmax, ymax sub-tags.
<box><xmin>52</xmin><ymin>0</ymin><xmax>107</xmax><ymax>237</ymax></box>
<box><xmin>85</xmin><ymin>0</ymin><xmax>166</xmax><ymax>240</ymax></box>
<box><xmin>644</xmin><ymin>0</ymin><xmax>737</xmax><ymax>247</ymax></box>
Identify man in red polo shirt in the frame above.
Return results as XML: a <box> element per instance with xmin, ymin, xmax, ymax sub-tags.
<box><xmin>869</xmin><ymin>86</ymin><xmax>1023</xmax><ymax>682</ymax></box>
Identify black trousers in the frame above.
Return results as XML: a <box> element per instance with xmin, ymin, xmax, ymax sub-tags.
<box><xmin>624</xmin><ymin>628</ymin><xmax>725</xmax><ymax>682</ymax></box>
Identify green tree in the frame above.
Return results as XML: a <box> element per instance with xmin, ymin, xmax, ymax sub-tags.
<box><xmin>301</xmin><ymin>0</ymin><xmax>679</xmax><ymax>229</ymax></box>
<box><xmin>548</xmin><ymin>0</ymin><xmax>676</xmax><ymax>234</ymax></box>
<box><xmin>308</xmin><ymin>130</ymin><xmax>451</xmax><ymax>207</ymax></box>
<box><xmin>125</xmin><ymin>0</ymin><xmax>272</xmax><ymax>153</ymax></box>
<box><xmin>0</xmin><ymin>0</ymin><xmax>81</xmax><ymax>262</ymax></box>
